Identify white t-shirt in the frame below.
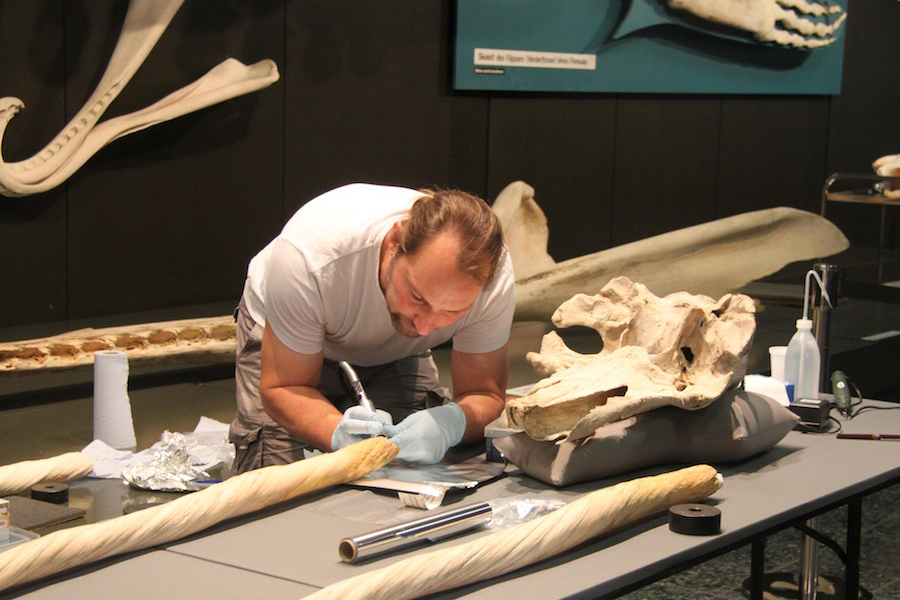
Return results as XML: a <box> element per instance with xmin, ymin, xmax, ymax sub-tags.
<box><xmin>242</xmin><ymin>183</ymin><xmax>515</xmax><ymax>366</ymax></box>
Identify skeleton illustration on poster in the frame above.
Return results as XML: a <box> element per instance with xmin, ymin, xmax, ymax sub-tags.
<box><xmin>454</xmin><ymin>0</ymin><xmax>848</xmax><ymax>94</ymax></box>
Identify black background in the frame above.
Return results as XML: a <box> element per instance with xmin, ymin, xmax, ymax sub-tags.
<box><xmin>1</xmin><ymin>1</ymin><xmax>897</xmax><ymax>328</ymax></box>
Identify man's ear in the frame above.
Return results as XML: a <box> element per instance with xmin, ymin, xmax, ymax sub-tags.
<box><xmin>386</xmin><ymin>221</ymin><xmax>404</xmax><ymax>251</ymax></box>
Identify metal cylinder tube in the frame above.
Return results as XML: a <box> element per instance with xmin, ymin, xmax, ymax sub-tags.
<box><xmin>801</xmin><ymin>263</ymin><xmax>841</xmax><ymax>600</ymax></box>
<box><xmin>339</xmin><ymin>502</ymin><xmax>493</xmax><ymax>563</ymax></box>
<box><xmin>810</xmin><ymin>263</ymin><xmax>841</xmax><ymax>393</ymax></box>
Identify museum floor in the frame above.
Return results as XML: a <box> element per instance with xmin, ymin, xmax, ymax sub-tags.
<box><xmin>2</xmin><ymin>256</ymin><xmax>900</xmax><ymax>598</ymax></box>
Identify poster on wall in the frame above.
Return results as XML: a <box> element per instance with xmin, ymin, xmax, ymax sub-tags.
<box><xmin>453</xmin><ymin>0</ymin><xmax>848</xmax><ymax>94</ymax></box>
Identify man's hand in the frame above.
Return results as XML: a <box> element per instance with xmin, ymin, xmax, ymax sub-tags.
<box><xmin>385</xmin><ymin>403</ymin><xmax>466</xmax><ymax>464</ymax></box>
<box><xmin>331</xmin><ymin>406</ymin><xmax>395</xmax><ymax>451</ymax></box>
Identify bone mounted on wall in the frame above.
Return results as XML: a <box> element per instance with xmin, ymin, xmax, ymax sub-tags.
<box><xmin>0</xmin><ymin>0</ymin><xmax>279</xmax><ymax>198</ymax></box>
<box><xmin>666</xmin><ymin>0</ymin><xmax>847</xmax><ymax>49</ymax></box>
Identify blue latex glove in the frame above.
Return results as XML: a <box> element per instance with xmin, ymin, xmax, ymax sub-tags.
<box><xmin>330</xmin><ymin>406</ymin><xmax>394</xmax><ymax>451</ymax></box>
<box><xmin>384</xmin><ymin>403</ymin><xmax>466</xmax><ymax>464</ymax></box>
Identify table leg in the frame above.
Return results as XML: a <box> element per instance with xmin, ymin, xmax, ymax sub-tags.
<box><xmin>878</xmin><ymin>204</ymin><xmax>887</xmax><ymax>284</ymax></box>
<box><xmin>750</xmin><ymin>537</ymin><xmax>766</xmax><ymax>600</ymax></box>
<box><xmin>845</xmin><ymin>498</ymin><xmax>862</xmax><ymax>600</ymax></box>
<box><xmin>800</xmin><ymin>516</ymin><xmax>819</xmax><ymax>600</ymax></box>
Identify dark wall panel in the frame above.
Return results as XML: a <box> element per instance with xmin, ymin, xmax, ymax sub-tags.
<box><xmin>486</xmin><ymin>96</ymin><xmax>616</xmax><ymax>261</ymax></box>
<box><xmin>825</xmin><ymin>4</ymin><xmax>900</xmax><ymax>246</ymax></box>
<box><xmin>717</xmin><ymin>97</ymin><xmax>830</xmax><ymax>216</ymax></box>
<box><xmin>612</xmin><ymin>98</ymin><xmax>720</xmax><ymax>246</ymax></box>
<box><xmin>827</xmin><ymin>4</ymin><xmax>900</xmax><ymax>172</ymax></box>
<box><xmin>0</xmin><ymin>2</ymin><xmax>68</xmax><ymax>326</ymax></box>
<box><xmin>1</xmin><ymin>3</ymin><xmax>899</xmax><ymax>331</ymax></box>
<box><xmin>283</xmin><ymin>0</ymin><xmax>488</xmax><ymax>219</ymax></box>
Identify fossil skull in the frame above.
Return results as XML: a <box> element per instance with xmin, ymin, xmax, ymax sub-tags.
<box><xmin>505</xmin><ymin>277</ymin><xmax>756</xmax><ymax>443</ymax></box>
<box><xmin>493</xmin><ymin>181</ymin><xmax>848</xmax><ymax>322</ymax></box>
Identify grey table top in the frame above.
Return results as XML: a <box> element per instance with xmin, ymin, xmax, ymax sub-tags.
<box><xmin>7</xmin><ymin>548</ymin><xmax>317</xmax><ymax>599</ymax></box>
<box><xmin>8</xmin><ymin>401</ymin><xmax>900</xmax><ymax>599</ymax></box>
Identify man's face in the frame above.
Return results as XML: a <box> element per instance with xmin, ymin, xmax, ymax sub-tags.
<box><xmin>381</xmin><ymin>231</ymin><xmax>483</xmax><ymax>338</ymax></box>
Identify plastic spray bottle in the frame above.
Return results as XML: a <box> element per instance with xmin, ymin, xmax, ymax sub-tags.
<box><xmin>783</xmin><ymin>270</ymin><xmax>831</xmax><ymax>402</ymax></box>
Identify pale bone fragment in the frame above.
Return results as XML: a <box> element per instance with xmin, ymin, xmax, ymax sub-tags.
<box><xmin>0</xmin><ymin>453</ymin><xmax>93</xmax><ymax>496</ymax></box>
<box><xmin>506</xmin><ymin>277</ymin><xmax>756</xmax><ymax>443</ymax></box>
<box><xmin>306</xmin><ymin>464</ymin><xmax>721</xmax><ymax>600</ymax></box>
<box><xmin>667</xmin><ymin>0</ymin><xmax>846</xmax><ymax>49</ymax></box>
<box><xmin>0</xmin><ymin>0</ymin><xmax>280</xmax><ymax>197</ymax></box>
<box><xmin>0</xmin><ymin>437</ymin><xmax>398</xmax><ymax>593</ymax></box>
<box><xmin>873</xmin><ymin>153</ymin><xmax>900</xmax><ymax>199</ymax></box>
<box><xmin>491</xmin><ymin>181</ymin><xmax>556</xmax><ymax>280</ymax></box>
<box><xmin>493</xmin><ymin>181</ymin><xmax>849</xmax><ymax>322</ymax></box>
<box><xmin>0</xmin><ymin>315</ymin><xmax>236</xmax><ymax>375</ymax></box>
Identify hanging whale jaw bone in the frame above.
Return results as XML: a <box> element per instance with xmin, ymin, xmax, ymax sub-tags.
<box><xmin>0</xmin><ymin>0</ymin><xmax>279</xmax><ymax>197</ymax></box>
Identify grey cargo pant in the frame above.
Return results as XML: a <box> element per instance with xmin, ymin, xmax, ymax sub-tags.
<box><xmin>228</xmin><ymin>300</ymin><xmax>448</xmax><ymax>475</ymax></box>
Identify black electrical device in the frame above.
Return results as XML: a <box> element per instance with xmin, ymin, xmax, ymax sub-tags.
<box><xmin>789</xmin><ymin>398</ymin><xmax>830</xmax><ymax>431</ymax></box>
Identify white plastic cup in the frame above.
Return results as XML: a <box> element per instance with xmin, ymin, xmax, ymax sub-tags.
<box><xmin>769</xmin><ymin>346</ymin><xmax>787</xmax><ymax>381</ymax></box>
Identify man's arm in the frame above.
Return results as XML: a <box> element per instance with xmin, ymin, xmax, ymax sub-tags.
<box><xmin>450</xmin><ymin>343</ymin><xmax>509</xmax><ymax>443</ymax></box>
<box><xmin>258</xmin><ymin>322</ymin><xmax>343</xmax><ymax>452</ymax></box>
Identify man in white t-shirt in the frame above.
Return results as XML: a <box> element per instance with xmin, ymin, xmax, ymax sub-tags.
<box><xmin>229</xmin><ymin>183</ymin><xmax>516</xmax><ymax>474</ymax></box>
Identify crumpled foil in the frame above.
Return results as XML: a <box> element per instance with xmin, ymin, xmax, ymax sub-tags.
<box><xmin>122</xmin><ymin>431</ymin><xmax>210</xmax><ymax>492</ymax></box>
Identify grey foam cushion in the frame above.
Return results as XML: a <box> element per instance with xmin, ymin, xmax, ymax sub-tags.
<box><xmin>493</xmin><ymin>389</ymin><xmax>799</xmax><ymax>487</ymax></box>
<box><xmin>2</xmin><ymin>494</ymin><xmax>86</xmax><ymax>531</ymax></box>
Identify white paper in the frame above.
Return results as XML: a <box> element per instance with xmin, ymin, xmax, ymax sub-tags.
<box><xmin>81</xmin><ymin>416</ymin><xmax>234</xmax><ymax>479</ymax></box>
<box><xmin>744</xmin><ymin>374</ymin><xmax>791</xmax><ymax>407</ymax></box>
<box><xmin>81</xmin><ymin>439</ymin><xmax>150</xmax><ymax>479</ymax></box>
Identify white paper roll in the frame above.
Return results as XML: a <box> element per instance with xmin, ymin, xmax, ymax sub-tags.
<box><xmin>93</xmin><ymin>351</ymin><xmax>137</xmax><ymax>450</ymax></box>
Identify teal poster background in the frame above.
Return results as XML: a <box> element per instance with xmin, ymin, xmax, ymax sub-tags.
<box><xmin>454</xmin><ymin>0</ymin><xmax>847</xmax><ymax>94</ymax></box>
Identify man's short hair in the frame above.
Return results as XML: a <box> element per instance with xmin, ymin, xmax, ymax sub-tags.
<box><xmin>397</xmin><ymin>188</ymin><xmax>505</xmax><ymax>286</ymax></box>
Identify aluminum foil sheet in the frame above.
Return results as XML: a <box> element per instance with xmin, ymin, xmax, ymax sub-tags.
<box><xmin>366</xmin><ymin>456</ymin><xmax>506</xmax><ymax>489</ymax></box>
<box><xmin>122</xmin><ymin>431</ymin><xmax>210</xmax><ymax>492</ymax></box>
<box><xmin>350</xmin><ymin>456</ymin><xmax>508</xmax><ymax>508</ymax></box>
